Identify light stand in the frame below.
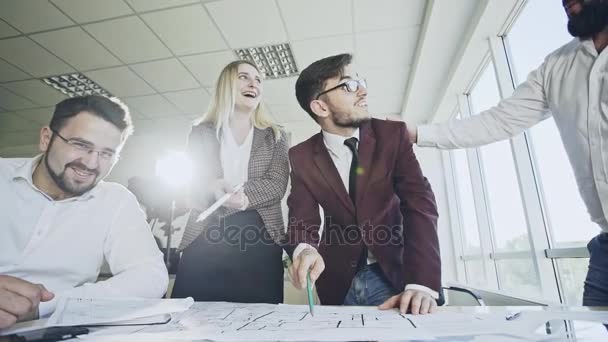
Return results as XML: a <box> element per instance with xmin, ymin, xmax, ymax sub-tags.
<box><xmin>155</xmin><ymin>151</ymin><xmax>193</xmax><ymax>271</ymax></box>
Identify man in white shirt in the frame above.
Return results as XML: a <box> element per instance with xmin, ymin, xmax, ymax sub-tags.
<box><xmin>0</xmin><ymin>95</ymin><xmax>168</xmax><ymax>328</ymax></box>
<box><xmin>409</xmin><ymin>0</ymin><xmax>608</xmax><ymax>306</ymax></box>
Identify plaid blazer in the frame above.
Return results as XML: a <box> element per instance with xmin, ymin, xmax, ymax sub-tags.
<box><xmin>179</xmin><ymin>122</ymin><xmax>289</xmax><ymax>250</ymax></box>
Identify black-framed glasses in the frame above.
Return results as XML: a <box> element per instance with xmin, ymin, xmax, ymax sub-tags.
<box><xmin>315</xmin><ymin>79</ymin><xmax>367</xmax><ymax>100</ymax></box>
<box><xmin>51</xmin><ymin>129</ymin><xmax>118</xmax><ymax>162</ymax></box>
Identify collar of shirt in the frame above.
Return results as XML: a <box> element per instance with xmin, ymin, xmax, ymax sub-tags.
<box><xmin>12</xmin><ymin>154</ymin><xmax>98</xmax><ymax>202</ymax></box>
<box><xmin>322</xmin><ymin>128</ymin><xmax>360</xmax><ymax>158</ymax></box>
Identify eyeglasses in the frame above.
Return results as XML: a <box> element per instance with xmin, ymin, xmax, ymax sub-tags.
<box><xmin>315</xmin><ymin>79</ymin><xmax>367</xmax><ymax>100</ymax></box>
<box><xmin>51</xmin><ymin>130</ymin><xmax>118</xmax><ymax>162</ymax></box>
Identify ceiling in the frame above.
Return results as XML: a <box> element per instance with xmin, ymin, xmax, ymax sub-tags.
<box><xmin>0</xmin><ymin>0</ymin><xmax>523</xmax><ymax>182</ymax></box>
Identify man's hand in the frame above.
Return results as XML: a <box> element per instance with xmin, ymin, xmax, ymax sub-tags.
<box><xmin>0</xmin><ymin>275</ymin><xmax>54</xmax><ymax>329</ymax></box>
<box><xmin>289</xmin><ymin>248</ymin><xmax>325</xmax><ymax>289</ymax></box>
<box><xmin>379</xmin><ymin>289</ymin><xmax>437</xmax><ymax>315</ymax></box>
<box><xmin>406</xmin><ymin>123</ymin><xmax>418</xmax><ymax>144</ymax></box>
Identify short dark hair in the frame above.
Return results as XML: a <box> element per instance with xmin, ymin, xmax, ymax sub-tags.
<box><xmin>50</xmin><ymin>95</ymin><xmax>133</xmax><ymax>138</ymax></box>
<box><xmin>295</xmin><ymin>53</ymin><xmax>353</xmax><ymax>121</ymax></box>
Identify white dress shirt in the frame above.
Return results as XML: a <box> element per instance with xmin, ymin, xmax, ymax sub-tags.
<box><xmin>0</xmin><ymin>156</ymin><xmax>168</xmax><ymax>317</ymax></box>
<box><xmin>294</xmin><ymin>129</ymin><xmax>438</xmax><ymax>299</ymax></box>
<box><xmin>220</xmin><ymin>125</ymin><xmax>254</xmax><ymax>189</ymax></box>
<box><xmin>418</xmin><ymin>38</ymin><xmax>608</xmax><ymax>233</ymax></box>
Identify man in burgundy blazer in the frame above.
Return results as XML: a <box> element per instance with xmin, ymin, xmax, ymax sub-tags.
<box><xmin>287</xmin><ymin>53</ymin><xmax>442</xmax><ymax>314</ymax></box>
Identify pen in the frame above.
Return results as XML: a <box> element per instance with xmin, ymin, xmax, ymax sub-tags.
<box><xmin>306</xmin><ymin>270</ymin><xmax>315</xmax><ymax>317</ymax></box>
<box><xmin>505</xmin><ymin>311</ymin><xmax>521</xmax><ymax>321</ymax></box>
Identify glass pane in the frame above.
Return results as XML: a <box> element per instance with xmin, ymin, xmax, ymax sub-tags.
<box><xmin>556</xmin><ymin>258</ymin><xmax>589</xmax><ymax>305</ymax></box>
<box><xmin>470</xmin><ymin>63</ymin><xmax>531</xmax><ymax>252</ymax></box>
<box><xmin>496</xmin><ymin>258</ymin><xmax>541</xmax><ymax>297</ymax></box>
<box><xmin>464</xmin><ymin>259</ymin><xmax>487</xmax><ymax>288</ymax></box>
<box><xmin>452</xmin><ymin>149</ymin><xmax>481</xmax><ymax>254</ymax></box>
<box><xmin>507</xmin><ymin>0</ymin><xmax>597</xmax><ymax>246</ymax></box>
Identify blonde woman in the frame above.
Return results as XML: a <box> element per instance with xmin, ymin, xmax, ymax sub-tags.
<box><xmin>172</xmin><ymin>61</ymin><xmax>289</xmax><ymax>303</ymax></box>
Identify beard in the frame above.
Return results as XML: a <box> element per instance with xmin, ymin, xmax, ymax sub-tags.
<box><xmin>567</xmin><ymin>0</ymin><xmax>608</xmax><ymax>38</ymax></box>
<box><xmin>44</xmin><ymin>145</ymin><xmax>100</xmax><ymax>197</ymax></box>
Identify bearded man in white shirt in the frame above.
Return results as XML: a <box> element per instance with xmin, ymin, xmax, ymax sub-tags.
<box><xmin>409</xmin><ymin>0</ymin><xmax>608</xmax><ymax>306</ymax></box>
<box><xmin>0</xmin><ymin>95</ymin><xmax>168</xmax><ymax>329</ymax></box>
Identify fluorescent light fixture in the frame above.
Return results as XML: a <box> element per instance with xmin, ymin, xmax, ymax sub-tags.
<box><xmin>42</xmin><ymin>73</ymin><xmax>112</xmax><ymax>97</ymax></box>
<box><xmin>235</xmin><ymin>43</ymin><xmax>298</xmax><ymax>79</ymax></box>
<box><xmin>155</xmin><ymin>151</ymin><xmax>193</xmax><ymax>189</ymax></box>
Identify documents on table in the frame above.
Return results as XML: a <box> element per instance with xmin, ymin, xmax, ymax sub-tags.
<box><xmin>83</xmin><ymin>303</ymin><xmax>608</xmax><ymax>341</ymax></box>
<box><xmin>0</xmin><ymin>297</ymin><xmax>193</xmax><ymax>336</ymax></box>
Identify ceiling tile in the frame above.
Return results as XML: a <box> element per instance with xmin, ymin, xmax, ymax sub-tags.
<box><xmin>262</xmin><ymin>77</ymin><xmax>298</xmax><ymax>106</ymax></box>
<box><xmin>0</xmin><ymin>87</ymin><xmax>38</xmax><ymax>110</ymax></box>
<box><xmin>84</xmin><ymin>16</ymin><xmax>172</xmax><ymax>64</ymax></box>
<box><xmin>355</xmin><ymin>27</ymin><xmax>420</xmax><ymax>68</ymax></box>
<box><xmin>85</xmin><ymin>66</ymin><xmax>155</xmax><ymax>97</ymax></box>
<box><xmin>366</xmin><ymin>92</ymin><xmax>403</xmax><ymax>116</ymax></box>
<box><xmin>206</xmin><ymin>0</ymin><xmax>287</xmax><ymax>48</ymax></box>
<box><xmin>131</xmin><ymin>59</ymin><xmax>199</xmax><ymax>92</ymax></box>
<box><xmin>0</xmin><ymin>130</ymin><xmax>40</xmax><ymax>147</ymax></box>
<box><xmin>354</xmin><ymin>0</ymin><xmax>426</xmax><ymax>32</ymax></box>
<box><xmin>142</xmin><ymin>4</ymin><xmax>226</xmax><ymax>55</ymax></box>
<box><xmin>2</xmin><ymin>80</ymin><xmax>67</xmax><ymax>106</ymax></box>
<box><xmin>0</xmin><ymin>37</ymin><xmax>74</xmax><ymax>77</ymax></box>
<box><xmin>123</xmin><ymin>94</ymin><xmax>181</xmax><ymax>118</ymax></box>
<box><xmin>0</xmin><ymin>112</ymin><xmax>39</xmax><ymax>132</ymax></box>
<box><xmin>51</xmin><ymin>0</ymin><xmax>133</xmax><ymax>23</ymax></box>
<box><xmin>267</xmin><ymin>104</ymin><xmax>308</xmax><ymax>123</ymax></box>
<box><xmin>0</xmin><ymin>59</ymin><xmax>30</xmax><ymax>82</ymax></box>
<box><xmin>31</xmin><ymin>27</ymin><xmax>121</xmax><ymax>71</ymax></box>
<box><xmin>278</xmin><ymin>0</ymin><xmax>351</xmax><ymax>41</ymax></box>
<box><xmin>0</xmin><ymin>0</ymin><xmax>73</xmax><ymax>33</ymax></box>
<box><xmin>180</xmin><ymin>50</ymin><xmax>236</xmax><ymax>87</ymax></box>
<box><xmin>125</xmin><ymin>0</ymin><xmax>199</xmax><ymax>12</ymax></box>
<box><xmin>0</xmin><ymin>19</ymin><xmax>19</xmax><ymax>38</ymax></box>
<box><xmin>163</xmin><ymin>88</ymin><xmax>210</xmax><ymax>115</ymax></box>
<box><xmin>13</xmin><ymin>107</ymin><xmax>54</xmax><ymax>125</ymax></box>
<box><xmin>361</xmin><ymin>66</ymin><xmax>410</xmax><ymax>98</ymax></box>
<box><xmin>291</xmin><ymin>35</ymin><xmax>354</xmax><ymax>70</ymax></box>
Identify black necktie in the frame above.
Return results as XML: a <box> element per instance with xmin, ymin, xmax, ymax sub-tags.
<box><xmin>345</xmin><ymin>137</ymin><xmax>367</xmax><ymax>270</ymax></box>
<box><xmin>344</xmin><ymin>137</ymin><xmax>359</xmax><ymax>204</ymax></box>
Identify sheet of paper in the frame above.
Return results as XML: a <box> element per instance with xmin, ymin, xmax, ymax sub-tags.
<box><xmin>48</xmin><ymin>297</ymin><xmax>193</xmax><ymax>326</ymax></box>
<box><xmin>79</xmin><ymin>303</ymin><xmax>608</xmax><ymax>341</ymax></box>
<box><xmin>196</xmin><ymin>183</ymin><xmax>244</xmax><ymax>222</ymax></box>
<box><xmin>0</xmin><ymin>318</ymin><xmax>49</xmax><ymax>336</ymax></box>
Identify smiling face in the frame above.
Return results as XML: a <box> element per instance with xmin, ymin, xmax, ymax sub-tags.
<box><xmin>39</xmin><ymin>111</ymin><xmax>122</xmax><ymax>197</ymax></box>
<box><xmin>312</xmin><ymin>63</ymin><xmax>371</xmax><ymax>129</ymax></box>
<box><xmin>234</xmin><ymin>63</ymin><xmax>263</xmax><ymax>114</ymax></box>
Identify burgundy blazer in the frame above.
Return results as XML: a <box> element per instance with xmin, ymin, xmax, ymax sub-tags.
<box><xmin>286</xmin><ymin>119</ymin><xmax>441</xmax><ymax>305</ymax></box>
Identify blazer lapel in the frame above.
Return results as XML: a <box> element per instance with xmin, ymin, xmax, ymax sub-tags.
<box><xmin>247</xmin><ymin>127</ymin><xmax>266</xmax><ymax>178</ymax></box>
<box><xmin>312</xmin><ymin>133</ymin><xmax>356</xmax><ymax>215</ymax></box>
<box><xmin>356</xmin><ymin>122</ymin><xmax>376</xmax><ymax>205</ymax></box>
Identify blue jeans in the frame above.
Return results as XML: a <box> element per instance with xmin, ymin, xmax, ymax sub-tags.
<box><xmin>583</xmin><ymin>233</ymin><xmax>608</xmax><ymax>306</ymax></box>
<box><xmin>343</xmin><ymin>263</ymin><xmax>399</xmax><ymax>306</ymax></box>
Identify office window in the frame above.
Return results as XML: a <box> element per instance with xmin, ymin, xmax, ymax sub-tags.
<box><xmin>506</xmin><ymin>0</ymin><xmax>597</xmax><ymax>247</ymax></box>
<box><xmin>469</xmin><ymin>62</ymin><xmax>531</xmax><ymax>253</ymax></box>
<box><xmin>469</xmin><ymin>61</ymin><xmax>541</xmax><ymax>296</ymax></box>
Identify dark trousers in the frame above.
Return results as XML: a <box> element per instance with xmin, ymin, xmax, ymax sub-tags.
<box><xmin>583</xmin><ymin>232</ymin><xmax>608</xmax><ymax>306</ymax></box>
<box><xmin>172</xmin><ymin>210</ymin><xmax>284</xmax><ymax>303</ymax></box>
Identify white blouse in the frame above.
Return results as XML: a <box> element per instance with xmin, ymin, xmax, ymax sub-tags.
<box><xmin>220</xmin><ymin>125</ymin><xmax>254</xmax><ymax>188</ymax></box>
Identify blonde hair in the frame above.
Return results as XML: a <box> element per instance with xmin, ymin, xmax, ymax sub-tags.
<box><xmin>198</xmin><ymin>60</ymin><xmax>281</xmax><ymax>142</ymax></box>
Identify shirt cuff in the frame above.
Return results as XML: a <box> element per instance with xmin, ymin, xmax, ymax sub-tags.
<box><xmin>292</xmin><ymin>243</ymin><xmax>315</xmax><ymax>260</ymax></box>
<box><xmin>405</xmin><ymin>284</ymin><xmax>439</xmax><ymax>300</ymax></box>
<box><xmin>415</xmin><ymin>125</ymin><xmax>437</xmax><ymax>147</ymax></box>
